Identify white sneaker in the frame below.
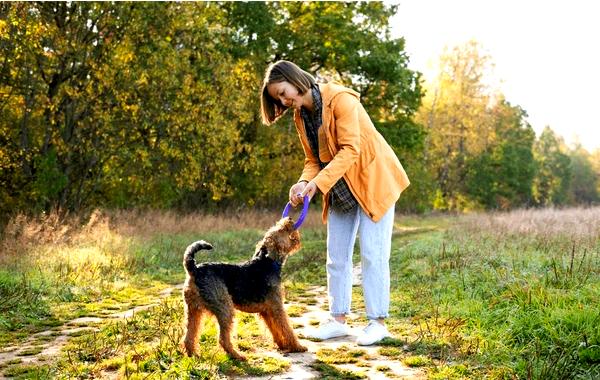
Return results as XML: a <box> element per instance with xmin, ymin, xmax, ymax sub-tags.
<box><xmin>303</xmin><ymin>318</ymin><xmax>351</xmax><ymax>340</ymax></box>
<box><xmin>356</xmin><ymin>320</ymin><xmax>391</xmax><ymax>346</ymax></box>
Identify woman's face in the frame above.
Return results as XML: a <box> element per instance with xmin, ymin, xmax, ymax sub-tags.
<box><xmin>267</xmin><ymin>81</ymin><xmax>304</xmax><ymax>110</ymax></box>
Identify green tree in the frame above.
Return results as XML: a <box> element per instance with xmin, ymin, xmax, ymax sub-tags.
<box><xmin>1</xmin><ymin>2</ymin><xmax>423</xmax><ymax>216</ymax></box>
<box><xmin>592</xmin><ymin>149</ymin><xmax>600</xmax><ymax>196</ymax></box>
<box><xmin>532</xmin><ymin>127</ymin><xmax>571</xmax><ymax>206</ymax></box>
<box><xmin>96</xmin><ymin>3</ymin><xmax>255</xmax><ymax>208</ymax></box>
<box><xmin>567</xmin><ymin>144</ymin><xmax>599</xmax><ymax>204</ymax></box>
<box><xmin>465</xmin><ymin>100</ymin><xmax>535</xmax><ymax>209</ymax></box>
<box><xmin>0</xmin><ymin>2</ymin><xmax>132</xmax><ymax>213</ymax></box>
<box><xmin>415</xmin><ymin>41</ymin><xmax>547</xmax><ymax>211</ymax></box>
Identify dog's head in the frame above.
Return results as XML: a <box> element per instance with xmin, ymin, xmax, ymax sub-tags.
<box><xmin>254</xmin><ymin>217</ymin><xmax>301</xmax><ymax>263</ymax></box>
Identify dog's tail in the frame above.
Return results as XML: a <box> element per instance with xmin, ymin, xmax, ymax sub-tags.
<box><xmin>183</xmin><ymin>240</ymin><xmax>213</xmax><ymax>274</ymax></box>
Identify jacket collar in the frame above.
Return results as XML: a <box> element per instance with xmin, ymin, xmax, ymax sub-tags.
<box><xmin>318</xmin><ymin>82</ymin><xmax>360</xmax><ymax>108</ymax></box>
<box><xmin>294</xmin><ymin>82</ymin><xmax>360</xmax><ymax>120</ymax></box>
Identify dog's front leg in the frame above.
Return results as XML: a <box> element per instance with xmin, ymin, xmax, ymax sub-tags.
<box><xmin>260</xmin><ymin>305</ymin><xmax>307</xmax><ymax>353</ymax></box>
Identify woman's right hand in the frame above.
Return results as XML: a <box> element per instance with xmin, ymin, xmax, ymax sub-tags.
<box><xmin>289</xmin><ymin>181</ymin><xmax>307</xmax><ymax>207</ymax></box>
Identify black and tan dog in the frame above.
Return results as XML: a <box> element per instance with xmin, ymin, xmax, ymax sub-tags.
<box><xmin>180</xmin><ymin>217</ymin><xmax>307</xmax><ymax>360</ymax></box>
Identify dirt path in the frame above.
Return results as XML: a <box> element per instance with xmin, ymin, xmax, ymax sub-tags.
<box><xmin>242</xmin><ymin>279</ymin><xmax>425</xmax><ymax>380</ymax></box>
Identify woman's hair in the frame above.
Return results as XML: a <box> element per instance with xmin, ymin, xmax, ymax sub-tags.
<box><xmin>260</xmin><ymin>60</ymin><xmax>316</xmax><ymax>125</ymax></box>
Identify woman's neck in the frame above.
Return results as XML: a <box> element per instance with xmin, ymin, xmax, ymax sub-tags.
<box><xmin>302</xmin><ymin>89</ymin><xmax>314</xmax><ymax>113</ymax></box>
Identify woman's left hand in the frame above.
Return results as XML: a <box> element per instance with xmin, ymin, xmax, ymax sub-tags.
<box><xmin>300</xmin><ymin>181</ymin><xmax>318</xmax><ymax>201</ymax></box>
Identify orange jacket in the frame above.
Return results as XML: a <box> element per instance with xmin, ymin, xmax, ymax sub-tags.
<box><xmin>294</xmin><ymin>82</ymin><xmax>410</xmax><ymax>223</ymax></box>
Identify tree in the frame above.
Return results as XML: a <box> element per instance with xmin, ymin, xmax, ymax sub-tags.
<box><xmin>592</xmin><ymin>149</ymin><xmax>600</xmax><ymax>196</ymax></box>
<box><xmin>416</xmin><ymin>41</ymin><xmax>497</xmax><ymax>210</ymax></box>
<box><xmin>567</xmin><ymin>145</ymin><xmax>599</xmax><ymax>204</ymax></box>
<box><xmin>95</xmin><ymin>3</ymin><xmax>255</xmax><ymax>208</ymax></box>
<box><xmin>0</xmin><ymin>2</ymin><xmax>423</xmax><ymax>216</ymax></box>
<box><xmin>532</xmin><ymin>127</ymin><xmax>571</xmax><ymax>206</ymax></box>
<box><xmin>0</xmin><ymin>2</ymin><xmax>132</xmax><ymax>213</ymax></box>
<box><xmin>465</xmin><ymin>99</ymin><xmax>536</xmax><ymax>209</ymax></box>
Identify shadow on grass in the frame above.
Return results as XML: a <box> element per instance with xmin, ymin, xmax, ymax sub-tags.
<box><xmin>310</xmin><ymin>361</ymin><xmax>366</xmax><ymax>379</ymax></box>
<box><xmin>218</xmin><ymin>354</ymin><xmax>291</xmax><ymax>377</ymax></box>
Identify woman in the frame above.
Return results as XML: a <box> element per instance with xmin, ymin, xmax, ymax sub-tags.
<box><xmin>260</xmin><ymin>60</ymin><xmax>410</xmax><ymax>345</ymax></box>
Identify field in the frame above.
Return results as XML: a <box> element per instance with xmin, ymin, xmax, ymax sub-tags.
<box><xmin>0</xmin><ymin>207</ymin><xmax>599</xmax><ymax>379</ymax></box>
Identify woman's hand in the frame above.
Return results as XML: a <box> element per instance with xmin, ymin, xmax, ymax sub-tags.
<box><xmin>300</xmin><ymin>181</ymin><xmax>317</xmax><ymax>202</ymax></box>
<box><xmin>289</xmin><ymin>181</ymin><xmax>307</xmax><ymax>207</ymax></box>
<box><xmin>289</xmin><ymin>180</ymin><xmax>318</xmax><ymax>207</ymax></box>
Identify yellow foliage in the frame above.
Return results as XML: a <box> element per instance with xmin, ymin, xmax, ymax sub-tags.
<box><xmin>136</xmin><ymin>72</ymin><xmax>149</xmax><ymax>86</ymax></box>
<box><xmin>117</xmin><ymin>51</ymin><xmax>135</xmax><ymax>64</ymax></box>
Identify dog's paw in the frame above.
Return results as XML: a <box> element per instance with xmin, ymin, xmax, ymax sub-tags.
<box><xmin>297</xmin><ymin>345</ymin><xmax>308</xmax><ymax>352</ymax></box>
<box><xmin>285</xmin><ymin>344</ymin><xmax>308</xmax><ymax>353</ymax></box>
<box><xmin>228</xmin><ymin>352</ymin><xmax>248</xmax><ymax>361</ymax></box>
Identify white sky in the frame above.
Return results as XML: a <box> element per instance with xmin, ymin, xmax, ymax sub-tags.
<box><xmin>391</xmin><ymin>0</ymin><xmax>600</xmax><ymax>152</ymax></box>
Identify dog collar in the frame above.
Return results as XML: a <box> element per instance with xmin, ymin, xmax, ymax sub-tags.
<box><xmin>272</xmin><ymin>260</ymin><xmax>282</xmax><ymax>273</ymax></box>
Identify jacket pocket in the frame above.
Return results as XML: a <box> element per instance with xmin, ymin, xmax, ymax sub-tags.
<box><xmin>357</xmin><ymin>157</ymin><xmax>378</xmax><ymax>196</ymax></box>
<box><xmin>318</xmin><ymin>127</ymin><xmax>333</xmax><ymax>162</ymax></box>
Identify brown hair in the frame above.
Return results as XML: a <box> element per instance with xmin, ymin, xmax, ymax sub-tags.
<box><xmin>260</xmin><ymin>60</ymin><xmax>316</xmax><ymax>125</ymax></box>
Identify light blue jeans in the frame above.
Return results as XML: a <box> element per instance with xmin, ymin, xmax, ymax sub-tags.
<box><xmin>327</xmin><ymin>204</ymin><xmax>394</xmax><ymax>320</ymax></box>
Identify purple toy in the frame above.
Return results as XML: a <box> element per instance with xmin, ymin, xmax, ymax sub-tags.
<box><xmin>282</xmin><ymin>194</ymin><xmax>310</xmax><ymax>230</ymax></box>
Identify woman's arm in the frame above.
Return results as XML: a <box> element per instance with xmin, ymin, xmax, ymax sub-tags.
<box><xmin>311</xmin><ymin>93</ymin><xmax>361</xmax><ymax>194</ymax></box>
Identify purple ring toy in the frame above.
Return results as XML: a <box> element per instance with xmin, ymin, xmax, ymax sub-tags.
<box><xmin>282</xmin><ymin>194</ymin><xmax>310</xmax><ymax>230</ymax></box>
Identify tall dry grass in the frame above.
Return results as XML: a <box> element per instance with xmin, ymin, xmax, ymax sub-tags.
<box><xmin>458</xmin><ymin>206</ymin><xmax>600</xmax><ymax>244</ymax></box>
<box><xmin>0</xmin><ymin>207</ymin><xmax>325</xmax><ymax>259</ymax></box>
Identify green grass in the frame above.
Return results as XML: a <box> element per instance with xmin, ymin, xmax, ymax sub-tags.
<box><xmin>286</xmin><ymin>304</ymin><xmax>309</xmax><ymax>318</ymax></box>
<box><xmin>0</xmin><ymin>228</ymin><xmax>281</xmax><ymax>344</ymax></box>
<box><xmin>49</xmin><ymin>296</ymin><xmax>291</xmax><ymax>378</ymax></box>
<box><xmin>403</xmin><ymin>355</ymin><xmax>433</xmax><ymax>367</ymax></box>
<box><xmin>309</xmin><ymin>361</ymin><xmax>366</xmax><ymax>379</ymax></box>
<box><xmin>0</xmin><ymin>222</ymin><xmax>329</xmax><ymax>378</ymax></box>
<box><xmin>2</xmin><ymin>363</ymin><xmax>51</xmax><ymax>379</ymax></box>
<box><xmin>1</xmin><ymin>208</ymin><xmax>599</xmax><ymax>379</ymax></box>
<box><xmin>16</xmin><ymin>346</ymin><xmax>44</xmax><ymax>356</ymax></box>
<box><xmin>386</xmin><ymin>210</ymin><xmax>600</xmax><ymax>379</ymax></box>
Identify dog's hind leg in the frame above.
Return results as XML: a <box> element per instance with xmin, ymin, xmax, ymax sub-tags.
<box><xmin>214</xmin><ymin>305</ymin><xmax>247</xmax><ymax>361</ymax></box>
<box><xmin>200</xmin><ymin>282</ymin><xmax>247</xmax><ymax>361</ymax></box>
<box><xmin>181</xmin><ymin>305</ymin><xmax>204</xmax><ymax>356</ymax></box>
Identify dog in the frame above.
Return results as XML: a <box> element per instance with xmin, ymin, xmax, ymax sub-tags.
<box><xmin>180</xmin><ymin>217</ymin><xmax>307</xmax><ymax>360</ymax></box>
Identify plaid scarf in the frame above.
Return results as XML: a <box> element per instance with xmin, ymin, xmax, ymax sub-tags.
<box><xmin>301</xmin><ymin>84</ymin><xmax>358</xmax><ymax>213</ymax></box>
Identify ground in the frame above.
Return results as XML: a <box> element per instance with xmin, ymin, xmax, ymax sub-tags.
<box><xmin>0</xmin><ymin>277</ymin><xmax>424</xmax><ymax>379</ymax></box>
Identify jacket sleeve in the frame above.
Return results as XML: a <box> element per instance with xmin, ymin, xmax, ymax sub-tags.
<box><xmin>312</xmin><ymin>93</ymin><xmax>360</xmax><ymax>194</ymax></box>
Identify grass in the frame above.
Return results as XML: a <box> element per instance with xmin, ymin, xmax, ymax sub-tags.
<box><xmin>0</xmin><ymin>209</ymin><xmax>328</xmax><ymax>378</ymax></box>
<box><xmin>316</xmin><ymin>345</ymin><xmax>367</xmax><ymax>364</ymax></box>
<box><xmin>403</xmin><ymin>355</ymin><xmax>433</xmax><ymax>367</ymax></box>
<box><xmin>47</xmin><ymin>292</ymin><xmax>291</xmax><ymax>378</ymax></box>
<box><xmin>16</xmin><ymin>346</ymin><xmax>44</xmax><ymax>356</ymax></box>
<box><xmin>2</xmin><ymin>363</ymin><xmax>51</xmax><ymax>379</ymax></box>
<box><xmin>387</xmin><ymin>207</ymin><xmax>600</xmax><ymax>379</ymax></box>
<box><xmin>1</xmin><ymin>206</ymin><xmax>599</xmax><ymax>378</ymax></box>
<box><xmin>309</xmin><ymin>362</ymin><xmax>367</xmax><ymax>379</ymax></box>
<box><xmin>286</xmin><ymin>304</ymin><xmax>309</xmax><ymax>318</ymax></box>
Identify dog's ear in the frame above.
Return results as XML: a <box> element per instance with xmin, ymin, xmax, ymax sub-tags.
<box><xmin>253</xmin><ymin>245</ymin><xmax>269</xmax><ymax>259</ymax></box>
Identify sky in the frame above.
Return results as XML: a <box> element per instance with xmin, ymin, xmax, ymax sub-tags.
<box><xmin>391</xmin><ymin>0</ymin><xmax>600</xmax><ymax>152</ymax></box>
